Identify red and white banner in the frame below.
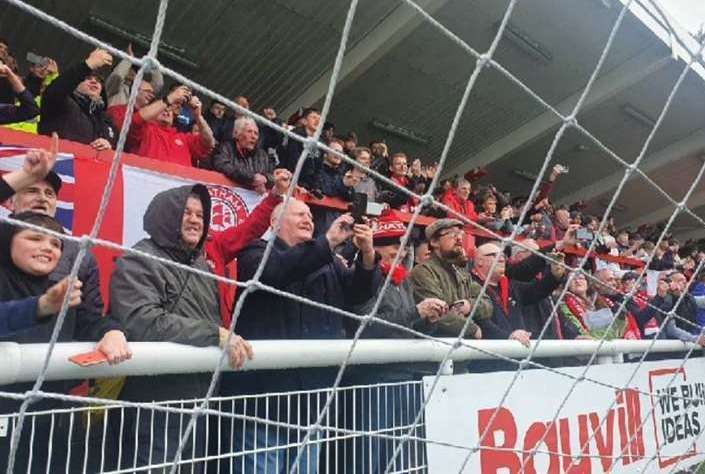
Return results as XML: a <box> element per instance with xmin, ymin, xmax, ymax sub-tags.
<box><xmin>0</xmin><ymin>130</ymin><xmax>263</xmax><ymax>304</ymax></box>
<box><xmin>424</xmin><ymin>358</ymin><xmax>705</xmax><ymax>473</ymax></box>
<box><xmin>120</xmin><ymin>165</ymin><xmax>262</xmax><ymax>248</ymax></box>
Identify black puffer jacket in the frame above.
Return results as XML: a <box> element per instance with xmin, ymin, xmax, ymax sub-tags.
<box><xmin>212</xmin><ymin>139</ymin><xmax>274</xmax><ymax>187</ymax></box>
<box><xmin>38</xmin><ymin>62</ymin><xmax>116</xmax><ymax>146</ymax></box>
<box><xmin>110</xmin><ymin>184</ymin><xmax>222</xmax><ymax>401</ymax></box>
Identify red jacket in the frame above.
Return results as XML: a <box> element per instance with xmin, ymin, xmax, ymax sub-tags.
<box><xmin>441</xmin><ymin>189</ymin><xmax>478</xmax><ymax>223</ymax></box>
<box><xmin>108</xmin><ymin>104</ymin><xmax>210</xmax><ymax>167</ymax></box>
<box><xmin>204</xmin><ymin>192</ymin><xmax>280</xmax><ymax>328</ymax></box>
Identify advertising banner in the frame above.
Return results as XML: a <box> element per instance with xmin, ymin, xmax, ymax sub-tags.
<box><xmin>424</xmin><ymin>358</ymin><xmax>705</xmax><ymax>473</ymax></box>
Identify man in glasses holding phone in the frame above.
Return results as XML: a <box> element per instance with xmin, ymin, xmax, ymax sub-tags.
<box><xmin>409</xmin><ymin>218</ymin><xmax>493</xmax><ymax>339</ymax></box>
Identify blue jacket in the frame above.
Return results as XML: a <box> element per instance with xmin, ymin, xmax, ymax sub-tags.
<box><xmin>0</xmin><ymin>297</ymin><xmax>40</xmax><ymax>336</ymax></box>
<box><xmin>317</xmin><ymin>162</ymin><xmax>353</xmax><ymax>200</ymax></box>
<box><xmin>235</xmin><ymin>236</ymin><xmax>377</xmax><ymax>340</ymax></box>
<box><xmin>691</xmin><ymin>282</ymin><xmax>705</xmax><ymax>328</ymax></box>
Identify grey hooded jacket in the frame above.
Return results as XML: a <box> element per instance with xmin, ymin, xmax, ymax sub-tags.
<box><xmin>110</xmin><ymin>184</ymin><xmax>221</xmax><ymax>401</ymax></box>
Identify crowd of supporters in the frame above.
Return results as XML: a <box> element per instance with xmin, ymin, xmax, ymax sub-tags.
<box><xmin>2</xmin><ymin>43</ymin><xmax>705</xmax><ymax>473</ymax></box>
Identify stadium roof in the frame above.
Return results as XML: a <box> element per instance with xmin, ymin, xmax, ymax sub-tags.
<box><xmin>2</xmin><ymin>0</ymin><xmax>705</xmax><ymax>237</ymax></box>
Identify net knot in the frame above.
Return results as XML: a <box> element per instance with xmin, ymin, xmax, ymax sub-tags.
<box><xmin>141</xmin><ymin>56</ymin><xmax>160</xmax><ymax>73</ymax></box>
<box><xmin>564</xmin><ymin>115</ymin><xmax>578</xmax><ymax>128</ymax></box>
<box><xmin>476</xmin><ymin>53</ymin><xmax>491</xmax><ymax>68</ymax></box>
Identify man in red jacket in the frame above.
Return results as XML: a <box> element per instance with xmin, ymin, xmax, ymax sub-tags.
<box><xmin>441</xmin><ymin>178</ymin><xmax>477</xmax><ymax>222</ymax></box>
<box><xmin>205</xmin><ymin>168</ymin><xmax>293</xmax><ymax>328</ymax></box>
<box><xmin>441</xmin><ymin>178</ymin><xmax>477</xmax><ymax>257</ymax></box>
<box><xmin>125</xmin><ymin>85</ymin><xmax>216</xmax><ymax>167</ymax></box>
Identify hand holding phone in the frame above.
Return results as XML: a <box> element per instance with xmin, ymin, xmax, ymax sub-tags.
<box><xmin>69</xmin><ymin>350</ymin><xmax>108</xmax><ymax>367</ymax></box>
<box><xmin>349</xmin><ymin>192</ymin><xmax>368</xmax><ymax>224</ymax></box>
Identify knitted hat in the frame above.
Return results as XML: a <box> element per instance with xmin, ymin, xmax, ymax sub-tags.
<box><xmin>373</xmin><ymin>211</ymin><xmax>406</xmax><ymax>246</ymax></box>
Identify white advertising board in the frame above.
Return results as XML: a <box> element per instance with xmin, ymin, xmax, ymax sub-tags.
<box><xmin>424</xmin><ymin>358</ymin><xmax>705</xmax><ymax>473</ymax></box>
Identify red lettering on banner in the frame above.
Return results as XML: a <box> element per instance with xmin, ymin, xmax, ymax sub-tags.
<box><xmin>479</xmin><ymin>391</ymin><xmax>645</xmax><ymax>473</ymax></box>
<box><xmin>522</xmin><ymin>421</ymin><xmax>560</xmax><ymax>473</ymax></box>
<box><xmin>589</xmin><ymin>410</ymin><xmax>614</xmax><ymax>472</ymax></box>
<box><xmin>616</xmin><ymin>390</ymin><xmax>630</xmax><ymax>465</ymax></box>
<box><xmin>626</xmin><ymin>388</ymin><xmax>645</xmax><ymax>460</ymax></box>
<box><xmin>560</xmin><ymin>416</ymin><xmax>591</xmax><ymax>473</ymax></box>
<box><xmin>478</xmin><ymin>407</ymin><xmax>521</xmax><ymax>473</ymax></box>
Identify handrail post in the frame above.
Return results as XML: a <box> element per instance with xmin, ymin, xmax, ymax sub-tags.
<box><xmin>439</xmin><ymin>360</ymin><xmax>454</xmax><ymax>375</ymax></box>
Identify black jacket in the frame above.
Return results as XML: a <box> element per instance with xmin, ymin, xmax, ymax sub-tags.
<box><xmin>204</xmin><ymin>112</ymin><xmax>231</xmax><ymax>145</ymax></box>
<box><xmin>212</xmin><ymin>140</ymin><xmax>274</xmax><ymax>187</ymax></box>
<box><xmin>0</xmin><ymin>177</ymin><xmax>14</xmax><ymax>202</ymax></box>
<box><xmin>38</xmin><ymin>62</ymin><xmax>116</xmax><ymax>145</ymax></box>
<box><xmin>474</xmin><ymin>271</ymin><xmax>561</xmax><ymax>340</ymax></box>
<box><xmin>277</xmin><ymin>126</ymin><xmax>320</xmax><ymax>190</ymax></box>
<box><xmin>50</xmin><ymin>239</ymin><xmax>121</xmax><ymax>341</ymax></box>
<box><xmin>110</xmin><ymin>184</ymin><xmax>221</xmax><ymax>402</ymax></box>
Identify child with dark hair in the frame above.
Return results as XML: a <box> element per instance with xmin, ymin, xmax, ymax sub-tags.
<box><xmin>0</xmin><ymin>211</ymin><xmax>86</xmax><ymax>474</ymax></box>
<box><xmin>0</xmin><ymin>211</ymin><xmax>81</xmax><ymax>338</ymax></box>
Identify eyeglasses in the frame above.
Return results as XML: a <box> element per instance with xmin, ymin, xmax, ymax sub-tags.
<box><xmin>478</xmin><ymin>252</ymin><xmax>499</xmax><ymax>258</ymax></box>
<box><xmin>438</xmin><ymin>229</ymin><xmax>464</xmax><ymax>239</ymax></box>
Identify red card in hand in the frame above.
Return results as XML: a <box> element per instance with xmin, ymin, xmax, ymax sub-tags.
<box><xmin>69</xmin><ymin>350</ymin><xmax>108</xmax><ymax>367</ymax></box>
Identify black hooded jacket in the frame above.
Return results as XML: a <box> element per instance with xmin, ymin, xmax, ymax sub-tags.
<box><xmin>38</xmin><ymin>62</ymin><xmax>116</xmax><ymax>146</ymax></box>
<box><xmin>110</xmin><ymin>184</ymin><xmax>222</xmax><ymax>401</ymax></box>
<box><xmin>0</xmin><ymin>214</ymin><xmax>76</xmax><ymax>414</ymax></box>
<box><xmin>0</xmin><ymin>215</ymin><xmax>65</xmax><ymax>343</ymax></box>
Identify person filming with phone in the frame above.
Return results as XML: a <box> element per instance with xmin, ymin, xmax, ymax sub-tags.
<box><xmin>470</xmin><ymin>241</ymin><xmax>566</xmax><ymax>370</ymax></box>
<box><xmin>221</xmin><ymin>199</ymin><xmax>379</xmax><ymax>471</ymax></box>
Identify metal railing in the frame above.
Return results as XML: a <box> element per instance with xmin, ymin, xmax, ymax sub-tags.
<box><xmin>0</xmin><ymin>339</ymin><xmax>699</xmax><ymax>385</ymax></box>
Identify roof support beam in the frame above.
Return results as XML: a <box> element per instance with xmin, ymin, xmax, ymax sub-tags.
<box><xmin>621</xmin><ymin>189</ymin><xmax>705</xmax><ymax>231</ymax></box>
<box><xmin>441</xmin><ymin>45</ymin><xmax>672</xmax><ymax>178</ymax></box>
<box><xmin>280</xmin><ymin>0</ymin><xmax>451</xmax><ymax>118</ymax></box>
<box><xmin>559</xmin><ymin>128</ymin><xmax>705</xmax><ymax>207</ymax></box>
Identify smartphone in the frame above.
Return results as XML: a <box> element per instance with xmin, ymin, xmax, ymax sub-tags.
<box><xmin>350</xmin><ymin>192</ymin><xmax>367</xmax><ymax>224</ymax></box>
<box><xmin>69</xmin><ymin>350</ymin><xmax>108</xmax><ymax>367</ymax></box>
<box><xmin>576</xmin><ymin>228</ymin><xmax>594</xmax><ymax>241</ymax></box>
<box><xmin>26</xmin><ymin>51</ymin><xmax>48</xmax><ymax>67</ymax></box>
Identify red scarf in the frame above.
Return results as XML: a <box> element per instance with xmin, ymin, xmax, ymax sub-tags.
<box><xmin>564</xmin><ymin>293</ymin><xmax>641</xmax><ymax>339</ymax></box>
<box><xmin>564</xmin><ymin>293</ymin><xmax>590</xmax><ymax>333</ymax></box>
<box><xmin>472</xmin><ymin>270</ymin><xmax>510</xmax><ymax>315</ymax></box>
<box><xmin>380</xmin><ymin>262</ymin><xmax>408</xmax><ymax>286</ymax></box>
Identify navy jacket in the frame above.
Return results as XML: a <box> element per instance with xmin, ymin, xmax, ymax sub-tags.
<box><xmin>0</xmin><ymin>297</ymin><xmax>39</xmax><ymax>336</ymax></box>
<box><xmin>317</xmin><ymin>162</ymin><xmax>353</xmax><ymax>200</ymax></box>
<box><xmin>235</xmin><ymin>236</ymin><xmax>377</xmax><ymax>340</ymax></box>
<box><xmin>0</xmin><ymin>88</ymin><xmax>39</xmax><ymax>125</ymax></box>
<box><xmin>277</xmin><ymin>126</ymin><xmax>320</xmax><ymax>190</ymax></box>
<box><xmin>474</xmin><ymin>271</ymin><xmax>561</xmax><ymax>340</ymax></box>
<box><xmin>222</xmin><ymin>235</ymin><xmax>378</xmax><ymax>401</ymax></box>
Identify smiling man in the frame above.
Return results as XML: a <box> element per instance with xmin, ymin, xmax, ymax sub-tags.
<box><xmin>223</xmin><ymin>198</ymin><xmax>379</xmax><ymax>472</ymax></box>
<box><xmin>39</xmin><ymin>48</ymin><xmax>116</xmax><ymax>151</ymax></box>
<box><xmin>109</xmin><ymin>183</ymin><xmax>254</xmax><ymax>472</ymax></box>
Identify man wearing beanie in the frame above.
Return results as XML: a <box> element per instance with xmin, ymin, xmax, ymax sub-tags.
<box><xmin>343</xmin><ymin>211</ymin><xmax>450</xmax><ymax>471</ymax></box>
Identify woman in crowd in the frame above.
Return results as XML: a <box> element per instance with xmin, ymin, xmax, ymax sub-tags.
<box><xmin>556</xmin><ymin>271</ymin><xmax>626</xmax><ymax>340</ymax></box>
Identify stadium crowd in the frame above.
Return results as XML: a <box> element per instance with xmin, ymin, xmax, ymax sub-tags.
<box><xmin>2</xmin><ymin>44</ymin><xmax>705</xmax><ymax>473</ymax></box>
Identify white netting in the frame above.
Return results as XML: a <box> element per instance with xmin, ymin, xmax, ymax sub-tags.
<box><xmin>1</xmin><ymin>0</ymin><xmax>705</xmax><ymax>473</ymax></box>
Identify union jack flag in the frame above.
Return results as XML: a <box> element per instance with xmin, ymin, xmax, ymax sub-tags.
<box><xmin>0</xmin><ymin>144</ymin><xmax>75</xmax><ymax>233</ymax></box>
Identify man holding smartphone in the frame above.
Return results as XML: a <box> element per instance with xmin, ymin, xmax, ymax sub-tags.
<box><xmin>409</xmin><ymin>218</ymin><xmax>493</xmax><ymax>339</ymax></box>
